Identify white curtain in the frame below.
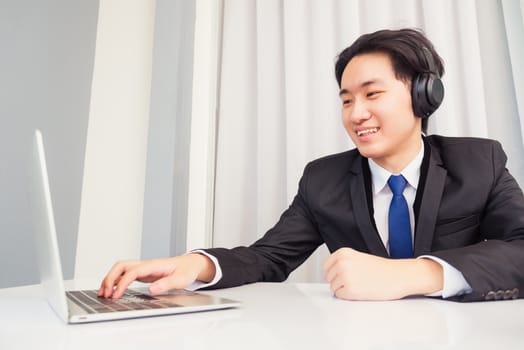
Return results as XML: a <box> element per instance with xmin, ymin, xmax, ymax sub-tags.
<box><xmin>212</xmin><ymin>0</ymin><xmax>524</xmax><ymax>282</ymax></box>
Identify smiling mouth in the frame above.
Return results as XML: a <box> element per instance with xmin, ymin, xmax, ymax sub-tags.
<box><xmin>356</xmin><ymin>127</ymin><xmax>380</xmax><ymax>137</ymax></box>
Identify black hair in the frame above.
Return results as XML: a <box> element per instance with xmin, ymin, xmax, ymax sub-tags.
<box><xmin>334</xmin><ymin>28</ymin><xmax>444</xmax><ymax>133</ymax></box>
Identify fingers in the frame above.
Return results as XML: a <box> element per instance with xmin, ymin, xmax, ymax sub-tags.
<box><xmin>111</xmin><ymin>265</ymin><xmax>142</xmax><ymax>299</ymax></box>
<box><xmin>323</xmin><ymin>248</ymin><xmax>356</xmax><ymax>298</ymax></box>
<box><xmin>328</xmin><ymin>273</ymin><xmax>344</xmax><ymax>294</ymax></box>
<box><xmin>323</xmin><ymin>247</ymin><xmax>354</xmax><ymax>268</ymax></box>
<box><xmin>98</xmin><ymin>260</ymin><xmax>160</xmax><ymax>299</ymax></box>
<box><xmin>324</xmin><ymin>258</ymin><xmax>346</xmax><ymax>296</ymax></box>
<box><xmin>98</xmin><ymin>260</ymin><xmax>137</xmax><ymax>298</ymax></box>
<box><xmin>322</xmin><ymin>254</ymin><xmax>335</xmax><ymax>275</ymax></box>
<box><xmin>97</xmin><ymin>255</ymin><xmax>206</xmax><ymax>299</ymax></box>
<box><xmin>322</xmin><ymin>247</ymin><xmax>354</xmax><ymax>282</ymax></box>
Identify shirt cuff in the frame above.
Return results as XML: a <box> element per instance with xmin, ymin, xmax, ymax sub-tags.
<box><xmin>184</xmin><ymin>250</ymin><xmax>223</xmax><ymax>291</ymax></box>
<box><xmin>418</xmin><ymin>255</ymin><xmax>473</xmax><ymax>298</ymax></box>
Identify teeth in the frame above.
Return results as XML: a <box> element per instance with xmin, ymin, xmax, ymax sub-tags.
<box><xmin>357</xmin><ymin>128</ymin><xmax>379</xmax><ymax>136</ymax></box>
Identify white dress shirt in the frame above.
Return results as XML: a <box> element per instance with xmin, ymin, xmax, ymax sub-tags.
<box><xmin>368</xmin><ymin>141</ymin><xmax>472</xmax><ymax>298</ymax></box>
<box><xmin>190</xmin><ymin>141</ymin><xmax>472</xmax><ymax>298</ymax></box>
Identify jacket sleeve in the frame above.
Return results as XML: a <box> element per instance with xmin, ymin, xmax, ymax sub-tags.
<box><xmin>201</xmin><ymin>163</ymin><xmax>324</xmax><ymax>289</ymax></box>
<box><xmin>431</xmin><ymin>141</ymin><xmax>524</xmax><ymax>302</ymax></box>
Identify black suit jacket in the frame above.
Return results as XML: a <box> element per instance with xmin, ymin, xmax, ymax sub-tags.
<box><xmin>205</xmin><ymin>136</ymin><xmax>524</xmax><ymax>302</ymax></box>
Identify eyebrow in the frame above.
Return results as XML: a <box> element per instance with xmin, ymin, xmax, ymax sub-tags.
<box><xmin>339</xmin><ymin>79</ymin><xmax>382</xmax><ymax>96</ymax></box>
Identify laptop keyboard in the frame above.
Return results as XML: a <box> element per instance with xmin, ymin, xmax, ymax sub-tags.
<box><xmin>66</xmin><ymin>289</ymin><xmax>180</xmax><ymax>314</ymax></box>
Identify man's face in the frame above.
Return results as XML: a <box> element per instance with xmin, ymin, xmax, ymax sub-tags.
<box><xmin>339</xmin><ymin>52</ymin><xmax>422</xmax><ymax>172</ymax></box>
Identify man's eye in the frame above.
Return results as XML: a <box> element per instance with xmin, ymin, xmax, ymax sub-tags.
<box><xmin>367</xmin><ymin>91</ymin><xmax>381</xmax><ymax>98</ymax></box>
<box><xmin>342</xmin><ymin>99</ymin><xmax>353</xmax><ymax>106</ymax></box>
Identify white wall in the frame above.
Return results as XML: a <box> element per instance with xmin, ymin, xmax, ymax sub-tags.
<box><xmin>185</xmin><ymin>0</ymin><xmax>223</xmax><ymax>251</ymax></box>
<box><xmin>75</xmin><ymin>0</ymin><xmax>156</xmax><ymax>279</ymax></box>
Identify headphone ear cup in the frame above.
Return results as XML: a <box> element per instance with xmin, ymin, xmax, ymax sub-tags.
<box><xmin>426</xmin><ymin>75</ymin><xmax>444</xmax><ymax>109</ymax></box>
<box><xmin>411</xmin><ymin>73</ymin><xmax>444</xmax><ymax>118</ymax></box>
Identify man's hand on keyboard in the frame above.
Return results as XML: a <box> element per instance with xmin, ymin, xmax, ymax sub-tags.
<box><xmin>97</xmin><ymin>253</ymin><xmax>216</xmax><ymax>299</ymax></box>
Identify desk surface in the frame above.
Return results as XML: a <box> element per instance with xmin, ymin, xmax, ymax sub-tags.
<box><xmin>1</xmin><ymin>281</ymin><xmax>523</xmax><ymax>350</ymax></box>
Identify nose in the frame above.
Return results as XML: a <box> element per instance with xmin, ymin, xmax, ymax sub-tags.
<box><xmin>346</xmin><ymin>99</ymin><xmax>371</xmax><ymax>125</ymax></box>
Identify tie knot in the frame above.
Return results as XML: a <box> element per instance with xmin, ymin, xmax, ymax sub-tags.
<box><xmin>388</xmin><ymin>175</ymin><xmax>407</xmax><ymax>195</ymax></box>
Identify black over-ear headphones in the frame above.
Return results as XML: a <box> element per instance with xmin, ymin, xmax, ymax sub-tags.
<box><xmin>411</xmin><ymin>47</ymin><xmax>444</xmax><ymax>118</ymax></box>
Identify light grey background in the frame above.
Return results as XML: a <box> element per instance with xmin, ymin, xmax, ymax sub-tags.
<box><xmin>0</xmin><ymin>0</ymin><xmax>196</xmax><ymax>288</ymax></box>
<box><xmin>0</xmin><ymin>0</ymin><xmax>99</xmax><ymax>288</ymax></box>
<box><xmin>141</xmin><ymin>0</ymin><xmax>196</xmax><ymax>260</ymax></box>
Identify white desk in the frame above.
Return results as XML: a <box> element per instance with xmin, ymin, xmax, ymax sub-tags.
<box><xmin>1</xmin><ymin>281</ymin><xmax>523</xmax><ymax>350</ymax></box>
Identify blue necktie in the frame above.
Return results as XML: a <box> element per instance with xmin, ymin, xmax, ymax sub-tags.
<box><xmin>387</xmin><ymin>175</ymin><xmax>413</xmax><ymax>258</ymax></box>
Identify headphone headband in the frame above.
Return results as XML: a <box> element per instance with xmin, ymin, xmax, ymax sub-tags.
<box><xmin>420</xmin><ymin>46</ymin><xmax>440</xmax><ymax>77</ymax></box>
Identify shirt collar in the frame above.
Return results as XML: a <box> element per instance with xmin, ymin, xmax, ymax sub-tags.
<box><xmin>368</xmin><ymin>140</ymin><xmax>424</xmax><ymax>194</ymax></box>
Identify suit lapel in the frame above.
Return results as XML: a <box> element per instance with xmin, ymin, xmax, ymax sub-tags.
<box><xmin>349</xmin><ymin>157</ymin><xmax>389</xmax><ymax>257</ymax></box>
<box><xmin>413</xmin><ymin>141</ymin><xmax>447</xmax><ymax>255</ymax></box>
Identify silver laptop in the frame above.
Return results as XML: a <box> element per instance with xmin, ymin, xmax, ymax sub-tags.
<box><xmin>29</xmin><ymin>129</ymin><xmax>240</xmax><ymax>323</ymax></box>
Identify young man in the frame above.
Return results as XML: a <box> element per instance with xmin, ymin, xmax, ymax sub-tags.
<box><xmin>99</xmin><ymin>29</ymin><xmax>524</xmax><ymax>302</ymax></box>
